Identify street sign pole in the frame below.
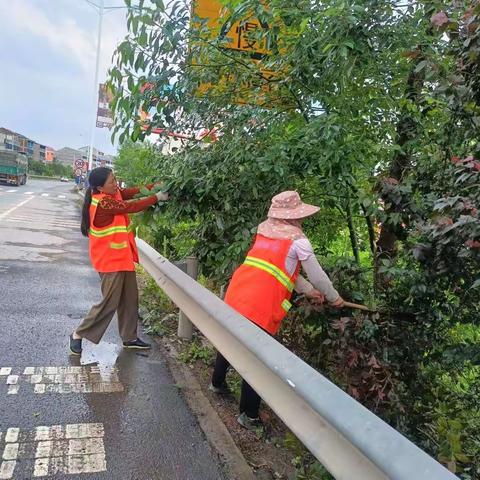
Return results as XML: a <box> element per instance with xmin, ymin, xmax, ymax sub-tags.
<box><xmin>88</xmin><ymin>0</ymin><xmax>105</xmax><ymax>172</ymax></box>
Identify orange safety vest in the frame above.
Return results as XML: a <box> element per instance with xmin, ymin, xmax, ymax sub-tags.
<box><xmin>225</xmin><ymin>234</ymin><xmax>300</xmax><ymax>335</ymax></box>
<box><xmin>88</xmin><ymin>191</ymin><xmax>139</xmax><ymax>273</ymax></box>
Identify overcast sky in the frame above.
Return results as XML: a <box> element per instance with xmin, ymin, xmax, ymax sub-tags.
<box><xmin>0</xmin><ymin>0</ymin><xmax>128</xmax><ymax>155</ymax></box>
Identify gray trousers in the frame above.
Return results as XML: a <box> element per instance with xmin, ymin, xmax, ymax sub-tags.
<box><xmin>76</xmin><ymin>271</ymin><xmax>139</xmax><ymax>344</ymax></box>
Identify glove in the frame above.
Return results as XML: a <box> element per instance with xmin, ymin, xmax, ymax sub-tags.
<box><xmin>155</xmin><ymin>191</ymin><xmax>169</xmax><ymax>202</ymax></box>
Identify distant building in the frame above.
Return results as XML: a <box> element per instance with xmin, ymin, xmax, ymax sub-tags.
<box><xmin>0</xmin><ymin>127</ymin><xmax>55</xmax><ymax>163</ymax></box>
<box><xmin>55</xmin><ymin>147</ymin><xmax>87</xmax><ymax>167</ymax></box>
<box><xmin>78</xmin><ymin>146</ymin><xmax>115</xmax><ymax>169</ymax></box>
<box><xmin>0</xmin><ymin>127</ymin><xmax>35</xmax><ymax>157</ymax></box>
<box><xmin>45</xmin><ymin>147</ymin><xmax>55</xmax><ymax>163</ymax></box>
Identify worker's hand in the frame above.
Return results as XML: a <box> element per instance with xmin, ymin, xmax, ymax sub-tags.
<box><xmin>329</xmin><ymin>296</ymin><xmax>345</xmax><ymax>309</ymax></box>
<box><xmin>305</xmin><ymin>288</ymin><xmax>325</xmax><ymax>304</ymax></box>
<box><xmin>155</xmin><ymin>191</ymin><xmax>169</xmax><ymax>202</ymax></box>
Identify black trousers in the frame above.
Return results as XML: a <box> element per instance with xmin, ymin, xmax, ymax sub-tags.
<box><xmin>212</xmin><ymin>352</ymin><xmax>261</xmax><ymax>419</ymax></box>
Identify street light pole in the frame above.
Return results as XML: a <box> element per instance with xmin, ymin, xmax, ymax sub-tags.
<box><xmin>87</xmin><ymin>0</ymin><xmax>105</xmax><ymax>172</ymax></box>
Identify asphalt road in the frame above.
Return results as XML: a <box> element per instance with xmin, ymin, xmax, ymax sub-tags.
<box><xmin>0</xmin><ymin>179</ymin><xmax>226</xmax><ymax>480</ymax></box>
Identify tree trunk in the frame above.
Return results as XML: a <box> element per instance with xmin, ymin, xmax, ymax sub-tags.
<box><xmin>375</xmin><ymin>54</ymin><xmax>426</xmax><ymax>281</ymax></box>
<box><xmin>346</xmin><ymin>200</ymin><xmax>360</xmax><ymax>264</ymax></box>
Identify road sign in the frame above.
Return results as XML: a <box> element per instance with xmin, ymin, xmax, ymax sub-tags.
<box><xmin>191</xmin><ymin>0</ymin><xmax>290</xmax><ymax>107</ymax></box>
<box><xmin>193</xmin><ymin>0</ymin><xmax>271</xmax><ymax>57</ymax></box>
<box><xmin>74</xmin><ymin>159</ymin><xmax>83</xmax><ymax>168</ymax></box>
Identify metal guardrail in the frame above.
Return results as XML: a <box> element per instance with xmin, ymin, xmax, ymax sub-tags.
<box><xmin>139</xmin><ymin>238</ymin><xmax>457</xmax><ymax>480</ymax></box>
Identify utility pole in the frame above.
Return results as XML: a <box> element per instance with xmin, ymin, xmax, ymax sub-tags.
<box><xmin>87</xmin><ymin>0</ymin><xmax>105</xmax><ymax>172</ymax></box>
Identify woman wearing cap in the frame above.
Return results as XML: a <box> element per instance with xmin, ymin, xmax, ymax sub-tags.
<box><xmin>210</xmin><ymin>191</ymin><xmax>344</xmax><ymax>430</ymax></box>
<box><xmin>69</xmin><ymin>167</ymin><xmax>168</xmax><ymax>356</ymax></box>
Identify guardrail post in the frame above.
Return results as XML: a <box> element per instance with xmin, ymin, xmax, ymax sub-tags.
<box><xmin>177</xmin><ymin>256</ymin><xmax>198</xmax><ymax>340</ymax></box>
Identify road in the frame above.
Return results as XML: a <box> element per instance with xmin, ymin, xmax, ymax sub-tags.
<box><xmin>0</xmin><ymin>179</ymin><xmax>226</xmax><ymax>480</ymax></box>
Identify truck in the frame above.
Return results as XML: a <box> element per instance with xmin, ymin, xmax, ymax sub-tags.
<box><xmin>0</xmin><ymin>151</ymin><xmax>28</xmax><ymax>186</ymax></box>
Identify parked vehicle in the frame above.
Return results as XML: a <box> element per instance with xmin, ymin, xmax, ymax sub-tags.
<box><xmin>60</xmin><ymin>177</ymin><xmax>69</xmax><ymax>182</ymax></box>
<box><xmin>0</xmin><ymin>151</ymin><xmax>28</xmax><ymax>186</ymax></box>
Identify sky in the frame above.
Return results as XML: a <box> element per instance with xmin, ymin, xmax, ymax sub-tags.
<box><xmin>0</xmin><ymin>0</ymin><xmax>129</xmax><ymax>155</ymax></box>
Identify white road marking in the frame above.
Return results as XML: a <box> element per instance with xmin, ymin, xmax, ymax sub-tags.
<box><xmin>0</xmin><ymin>424</ymin><xmax>106</xmax><ymax>478</ymax></box>
<box><xmin>2</xmin><ymin>443</ymin><xmax>19</xmax><ymax>461</ymax></box>
<box><xmin>0</xmin><ymin>461</ymin><xmax>16</xmax><ymax>479</ymax></box>
<box><xmin>24</xmin><ymin>192</ymin><xmax>34</xmax><ymax>195</ymax></box>
<box><xmin>0</xmin><ymin>196</ymin><xmax>34</xmax><ymax>221</ymax></box>
<box><xmin>57</xmin><ymin>195</ymin><xmax>66</xmax><ymax>199</ymax></box>
<box><xmin>6</xmin><ymin>190</ymin><xmax>16</xmax><ymax>193</ymax></box>
<box><xmin>2</xmin><ymin>366</ymin><xmax>123</xmax><ymax>394</ymax></box>
<box><xmin>6</xmin><ymin>386</ymin><xmax>19</xmax><ymax>395</ymax></box>
<box><xmin>4</xmin><ymin>431</ymin><xmax>18</xmax><ymax>444</ymax></box>
<box><xmin>41</xmin><ymin>193</ymin><xmax>49</xmax><ymax>197</ymax></box>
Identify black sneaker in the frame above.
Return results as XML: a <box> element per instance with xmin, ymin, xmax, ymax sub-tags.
<box><xmin>69</xmin><ymin>335</ymin><xmax>82</xmax><ymax>356</ymax></box>
<box><xmin>123</xmin><ymin>338</ymin><xmax>151</xmax><ymax>350</ymax></box>
<box><xmin>209</xmin><ymin>382</ymin><xmax>231</xmax><ymax>395</ymax></box>
<box><xmin>237</xmin><ymin>412</ymin><xmax>264</xmax><ymax>432</ymax></box>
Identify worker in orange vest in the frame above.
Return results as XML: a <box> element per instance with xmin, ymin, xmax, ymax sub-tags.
<box><xmin>69</xmin><ymin>167</ymin><xmax>168</xmax><ymax>355</ymax></box>
<box><xmin>210</xmin><ymin>191</ymin><xmax>344</xmax><ymax>430</ymax></box>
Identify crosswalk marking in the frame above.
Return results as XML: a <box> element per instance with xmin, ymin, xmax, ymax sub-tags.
<box><xmin>41</xmin><ymin>193</ymin><xmax>49</xmax><ymax>197</ymax></box>
<box><xmin>24</xmin><ymin>192</ymin><xmax>34</xmax><ymax>195</ymax></box>
<box><xmin>57</xmin><ymin>195</ymin><xmax>66</xmax><ymax>199</ymax></box>
<box><xmin>0</xmin><ymin>460</ymin><xmax>15</xmax><ymax>479</ymax></box>
<box><xmin>1</xmin><ymin>366</ymin><xmax>124</xmax><ymax>395</ymax></box>
<box><xmin>6</xmin><ymin>190</ymin><xmax>16</xmax><ymax>193</ymax></box>
<box><xmin>0</xmin><ymin>423</ymin><xmax>106</xmax><ymax>478</ymax></box>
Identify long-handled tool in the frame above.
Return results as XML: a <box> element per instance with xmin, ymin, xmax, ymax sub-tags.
<box><xmin>342</xmin><ymin>301</ymin><xmax>375</xmax><ymax>313</ymax></box>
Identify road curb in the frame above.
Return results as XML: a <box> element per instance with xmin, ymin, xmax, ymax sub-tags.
<box><xmin>155</xmin><ymin>338</ymin><xmax>256</xmax><ymax>480</ymax></box>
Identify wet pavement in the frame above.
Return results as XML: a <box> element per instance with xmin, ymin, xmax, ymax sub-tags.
<box><xmin>0</xmin><ymin>180</ymin><xmax>227</xmax><ymax>479</ymax></box>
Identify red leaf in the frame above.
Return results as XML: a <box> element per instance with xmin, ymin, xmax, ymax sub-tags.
<box><xmin>431</xmin><ymin>11</ymin><xmax>450</xmax><ymax>28</ymax></box>
<box><xmin>368</xmin><ymin>355</ymin><xmax>381</xmax><ymax>369</ymax></box>
<box><xmin>451</xmin><ymin>156</ymin><xmax>460</xmax><ymax>164</ymax></box>
<box><xmin>473</xmin><ymin>161</ymin><xmax>480</xmax><ymax>171</ymax></box>
<box><xmin>349</xmin><ymin>386</ymin><xmax>360</xmax><ymax>399</ymax></box>
<box><xmin>465</xmin><ymin>239</ymin><xmax>480</xmax><ymax>249</ymax></box>
<box><xmin>347</xmin><ymin>350</ymin><xmax>359</xmax><ymax>368</ymax></box>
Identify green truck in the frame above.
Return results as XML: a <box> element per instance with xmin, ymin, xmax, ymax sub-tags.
<box><xmin>0</xmin><ymin>151</ymin><xmax>28</xmax><ymax>186</ymax></box>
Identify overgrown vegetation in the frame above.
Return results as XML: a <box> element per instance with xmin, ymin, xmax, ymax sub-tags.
<box><xmin>28</xmin><ymin>158</ymin><xmax>72</xmax><ymax>178</ymax></box>
<box><xmin>110</xmin><ymin>1</ymin><xmax>479</xmax><ymax>477</ymax></box>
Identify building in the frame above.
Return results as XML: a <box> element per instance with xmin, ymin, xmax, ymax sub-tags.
<box><xmin>45</xmin><ymin>147</ymin><xmax>55</xmax><ymax>163</ymax></box>
<box><xmin>0</xmin><ymin>127</ymin><xmax>35</xmax><ymax>157</ymax></box>
<box><xmin>55</xmin><ymin>147</ymin><xmax>87</xmax><ymax>168</ymax></box>
<box><xmin>78</xmin><ymin>146</ymin><xmax>115</xmax><ymax>169</ymax></box>
<box><xmin>0</xmin><ymin>127</ymin><xmax>55</xmax><ymax>163</ymax></box>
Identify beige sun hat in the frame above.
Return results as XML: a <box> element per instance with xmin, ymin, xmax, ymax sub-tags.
<box><xmin>267</xmin><ymin>191</ymin><xmax>320</xmax><ymax>220</ymax></box>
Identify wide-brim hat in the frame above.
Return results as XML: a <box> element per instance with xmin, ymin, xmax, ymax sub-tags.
<box><xmin>267</xmin><ymin>191</ymin><xmax>320</xmax><ymax>220</ymax></box>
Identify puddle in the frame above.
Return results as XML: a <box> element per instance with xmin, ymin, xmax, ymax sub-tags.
<box><xmin>0</xmin><ymin>245</ymin><xmax>65</xmax><ymax>262</ymax></box>
<box><xmin>0</xmin><ymin>227</ymin><xmax>67</xmax><ymax>246</ymax></box>
<box><xmin>80</xmin><ymin>341</ymin><xmax>122</xmax><ymax>369</ymax></box>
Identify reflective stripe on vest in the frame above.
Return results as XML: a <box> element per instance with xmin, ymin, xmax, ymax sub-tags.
<box><xmin>89</xmin><ymin>225</ymin><xmax>129</xmax><ymax>238</ymax></box>
<box><xmin>244</xmin><ymin>255</ymin><xmax>295</xmax><ymax>292</ymax></box>
<box><xmin>281</xmin><ymin>299</ymin><xmax>292</xmax><ymax>312</ymax></box>
<box><xmin>110</xmin><ymin>241</ymin><xmax>128</xmax><ymax>249</ymax></box>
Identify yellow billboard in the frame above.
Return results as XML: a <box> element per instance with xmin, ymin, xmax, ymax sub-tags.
<box><xmin>193</xmin><ymin>0</ymin><xmax>271</xmax><ymax>57</ymax></box>
<box><xmin>191</xmin><ymin>0</ymin><xmax>288</xmax><ymax>106</ymax></box>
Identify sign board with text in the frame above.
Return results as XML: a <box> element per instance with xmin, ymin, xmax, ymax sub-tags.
<box><xmin>191</xmin><ymin>0</ymin><xmax>288</xmax><ymax>107</ymax></box>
